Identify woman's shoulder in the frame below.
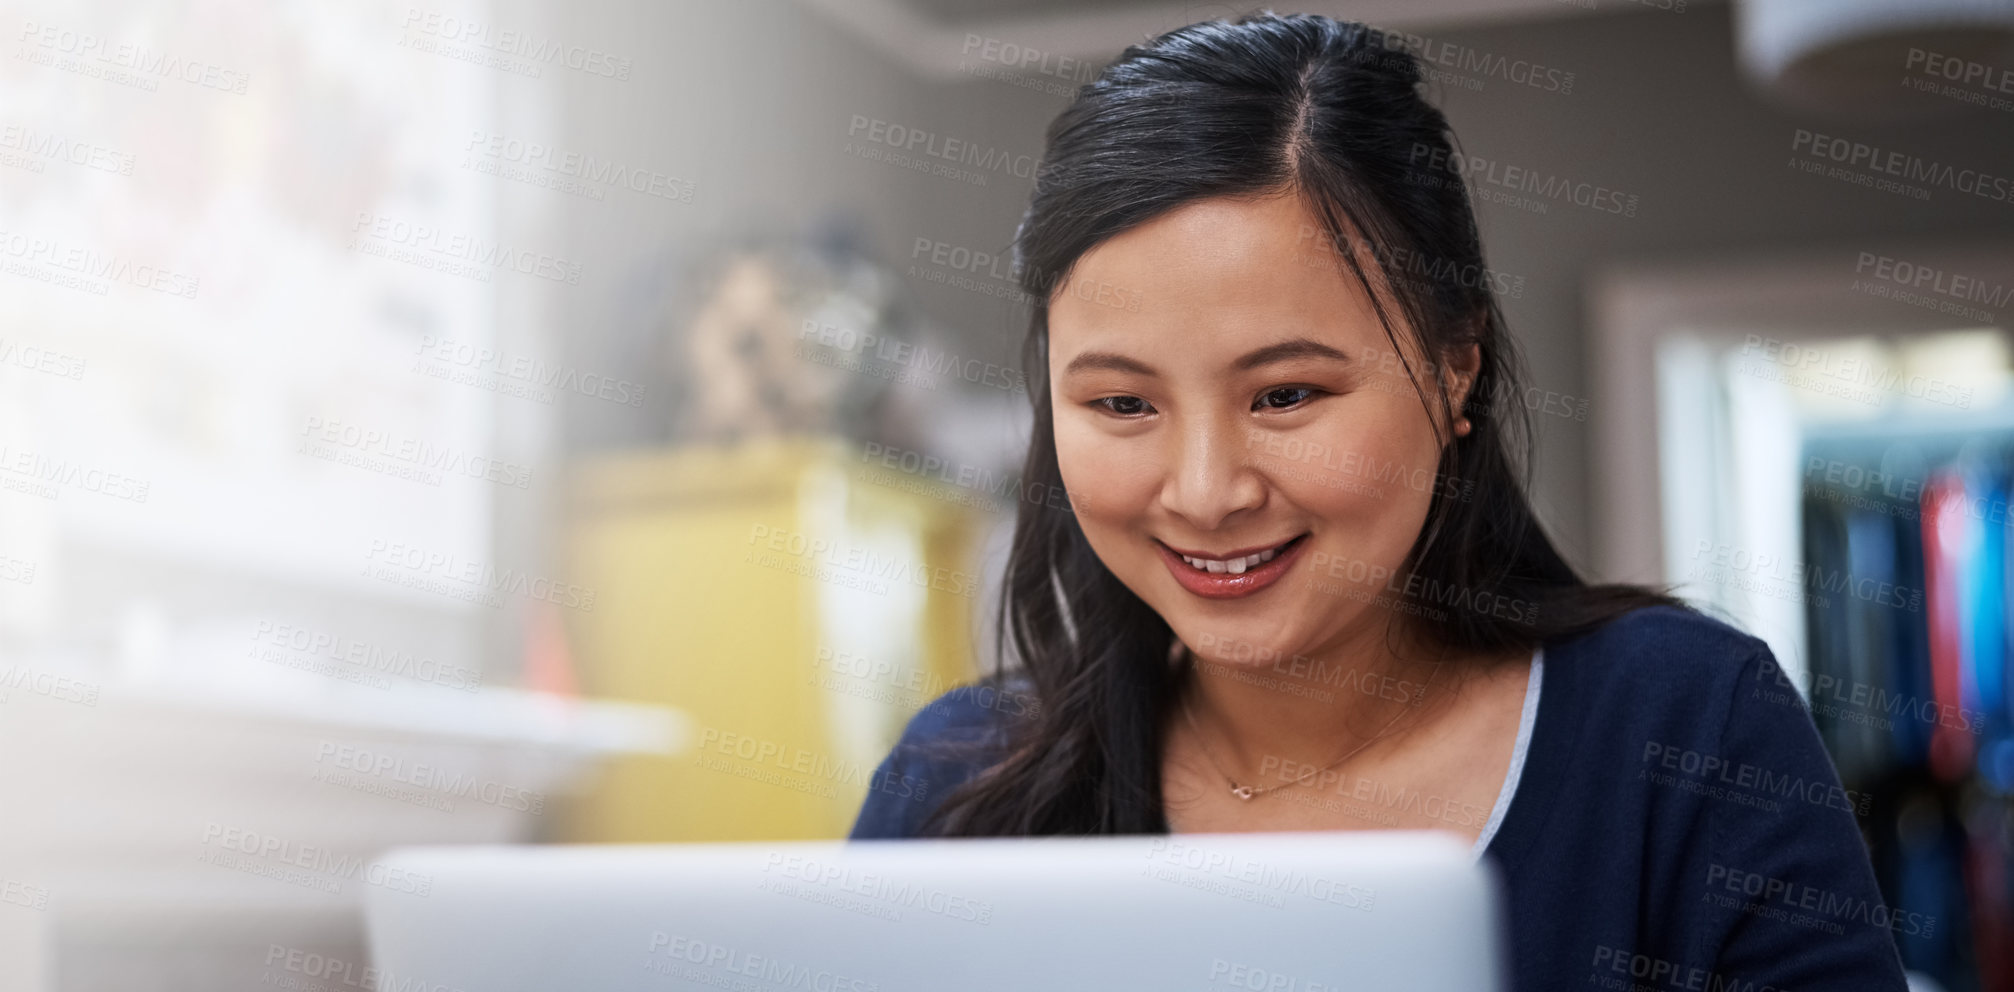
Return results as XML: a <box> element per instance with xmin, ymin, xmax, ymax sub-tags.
<box><xmin>849</xmin><ymin>670</ymin><xmax>1034</xmax><ymax>839</ymax></box>
<box><xmin>1553</xmin><ymin>601</ymin><xmax>1768</xmax><ymax>656</ymax></box>
<box><xmin>1541</xmin><ymin>603</ymin><xmax>1787</xmax><ymax>722</ymax></box>
<box><xmin>883</xmin><ymin>669</ymin><xmax>1037</xmax><ymax>772</ymax></box>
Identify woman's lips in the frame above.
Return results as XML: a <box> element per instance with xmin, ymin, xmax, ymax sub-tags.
<box><xmin>1155</xmin><ymin>535</ymin><xmax>1308</xmax><ymax>600</ymax></box>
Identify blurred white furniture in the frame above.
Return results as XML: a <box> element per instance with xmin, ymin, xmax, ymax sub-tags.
<box><xmin>0</xmin><ymin>676</ymin><xmax>685</xmax><ymax>992</ymax></box>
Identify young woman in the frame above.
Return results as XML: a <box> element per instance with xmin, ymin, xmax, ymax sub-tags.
<box><xmin>851</xmin><ymin>13</ymin><xmax>1909</xmax><ymax>991</ymax></box>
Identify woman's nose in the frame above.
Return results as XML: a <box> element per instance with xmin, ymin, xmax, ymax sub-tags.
<box><xmin>1157</xmin><ymin>419</ymin><xmax>1267</xmax><ymax>531</ymax></box>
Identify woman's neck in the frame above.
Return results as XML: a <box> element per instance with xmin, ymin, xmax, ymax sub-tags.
<box><xmin>1172</xmin><ymin>620</ymin><xmax>1463</xmax><ymax>790</ymax></box>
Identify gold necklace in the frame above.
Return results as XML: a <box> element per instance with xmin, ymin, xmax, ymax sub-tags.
<box><xmin>1179</xmin><ymin>649</ymin><xmax>1447</xmax><ymax>801</ymax></box>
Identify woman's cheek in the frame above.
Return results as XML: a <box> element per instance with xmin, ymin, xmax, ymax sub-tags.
<box><xmin>1053</xmin><ymin>439</ymin><xmax>1161</xmax><ymax>595</ymax></box>
<box><xmin>1271</xmin><ymin>422</ymin><xmax>1438</xmax><ymax>560</ymax></box>
<box><xmin>1056</xmin><ymin>406</ymin><xmax>1162</xmax><ymax>472</ymax></box>
<box><xmin>1053</xmin><ymin>418</ymin><xmax>1144</xmax><ymax>526</ymax></box>
<box><xmin>1051</xmin><ymin>415</ymin><xmax>1101</xmax><ymax>501</ymax></box>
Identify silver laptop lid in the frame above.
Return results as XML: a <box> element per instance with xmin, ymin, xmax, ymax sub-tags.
<box><xmin>365</xmin><ymin>830</ymin><xmax>1504</xmax><ymax>992</ymax></box>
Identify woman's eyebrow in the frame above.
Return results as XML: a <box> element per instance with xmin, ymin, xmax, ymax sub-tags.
<box><xmin>1061</xmin><ymin>339</ymin><xmax>1352</xmax><ymax>378</ymax></box>
<box><xmin>1062</xmin><ymin>351</ymin><xmax>1159</xmax><ymax>377</ymax></box>
<box><xmin>1234</xmin><ymin>338</ymin><xmax>1352</xmax><ymax>370</ymax></box>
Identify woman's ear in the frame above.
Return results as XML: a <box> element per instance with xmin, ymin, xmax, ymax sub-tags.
<box><xmin>1441</xmin><ymin>338</ymin><xmax>1483</xmax><ymax>420</ymax></box>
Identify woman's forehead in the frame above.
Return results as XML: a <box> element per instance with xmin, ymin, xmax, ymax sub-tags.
<box><xmin>1048</xmin><ymin>195</ymin><xmax>1412</xmax><ymax>361</ymax></box>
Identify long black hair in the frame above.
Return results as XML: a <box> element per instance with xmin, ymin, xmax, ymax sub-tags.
<box><xmin>921</xmin><ymin>11</ymin><xmax>1685</xmax><ymax>836</ymax></box>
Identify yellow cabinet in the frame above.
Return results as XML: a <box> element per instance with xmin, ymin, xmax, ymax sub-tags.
<box><xmin>557</xmin><ymin>437</ymin><xmax>989</xmax><ymax>841</ymax></box>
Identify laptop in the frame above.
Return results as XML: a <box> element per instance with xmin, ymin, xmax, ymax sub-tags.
<box><xmin>364</xmin><ymin>830</ymin><xmax>1505</xmax><ymax>992</ymax></box>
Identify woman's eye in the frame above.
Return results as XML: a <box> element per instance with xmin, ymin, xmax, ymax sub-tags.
<box><xmin>1094</xmin><ymin>395</ymin><xmax>1155</xmax><ymax>416</ymax></box>
<box><xmin>1255</xmin><ymin>387</ymin><xmax>1316</xmax><ymax>411</ymax></box>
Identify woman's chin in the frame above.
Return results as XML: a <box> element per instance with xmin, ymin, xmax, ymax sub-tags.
<box><xmin>1174</xmin><ymin>625</ymin><xmax>1312</xmax><ymax>671</ymax></box>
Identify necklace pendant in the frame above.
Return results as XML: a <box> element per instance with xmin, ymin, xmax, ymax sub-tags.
<box><xmin>1229</xmin><ymin>784</ymin><xmax>1255</xmax><ymax>800</ymax></box>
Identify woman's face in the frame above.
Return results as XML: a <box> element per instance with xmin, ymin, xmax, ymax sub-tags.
<box><xmin>1047</xmin><ymin>192</ymin><xmax>1475</xmax><ymax>668</ymax></box>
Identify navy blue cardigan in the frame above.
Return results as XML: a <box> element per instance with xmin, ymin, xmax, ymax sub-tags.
<box><xmin>848</xmin><ymin>606</ymin><xmax>1913</xmax><ymax>991</ymax></box>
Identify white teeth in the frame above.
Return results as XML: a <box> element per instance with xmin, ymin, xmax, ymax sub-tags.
<box><xmin>1178</xmin><ymin>542</ymin><xmax>1292</xmax><ymax>574</ymax></box>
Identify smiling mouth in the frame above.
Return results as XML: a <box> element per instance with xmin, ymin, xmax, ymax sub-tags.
<box><xmin>1167</xmin><ymin>535</ymin><xmax>1308</xmax><ymax>575</ymax></box>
